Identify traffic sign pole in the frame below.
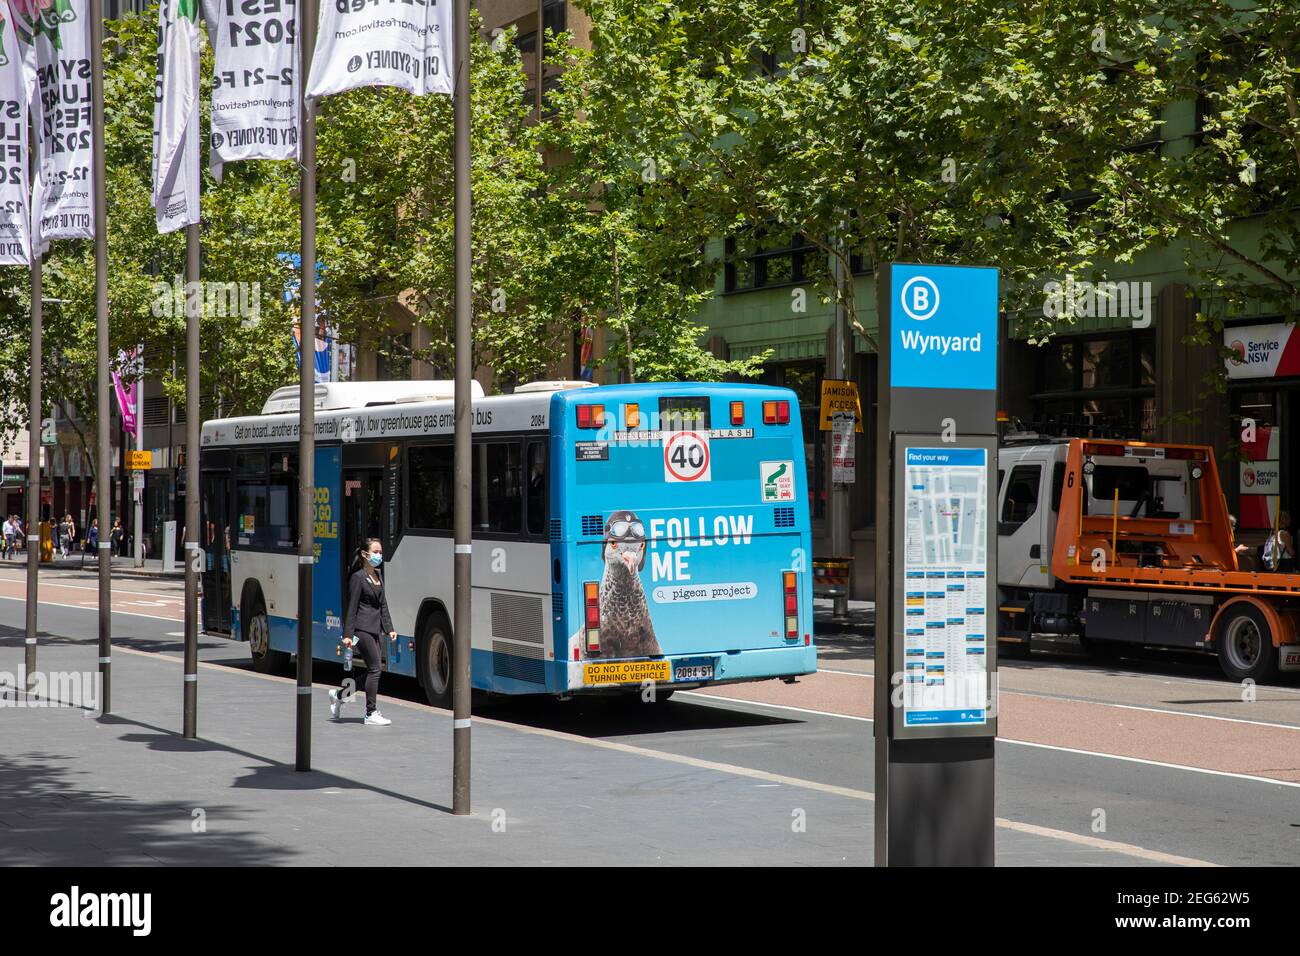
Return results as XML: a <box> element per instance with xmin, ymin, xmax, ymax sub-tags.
<box><xmin>873</xmin><ymin>262</ymin><xmax>1000</xmax><ymax>866</ymax></box>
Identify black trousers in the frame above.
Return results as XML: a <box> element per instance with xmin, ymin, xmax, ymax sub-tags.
<box><xmin>343</xmin><ymin>630</ymin><xmax>383</xmax><ymax>715</ymax></box>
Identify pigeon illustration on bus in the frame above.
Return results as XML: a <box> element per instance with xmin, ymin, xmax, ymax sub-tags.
<box><xmin>596</xmin><ymin>510</ymin><xmax>662</xmax><ymax>659</ymax></box>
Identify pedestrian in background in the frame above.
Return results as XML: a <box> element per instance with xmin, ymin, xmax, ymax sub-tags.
<box><xmin>330</xmin><ymin>538</ymin><xmax>397</xmax><ymax>726</ymax></box>
<box><xmin>58</xmin><ymin>514</ymin><xmax>71</xmax><ymax>558</ymax></box>
<box><xmin>110</xmin><ymin>517</ymin><xmax>124</xmax><ymax>557</ymax></box>
<box><xmin>2</xmin><ymin>515</ymin><xmax>14</xmax><ymax>560</ymax></box>
<box><xmin>1263</xmin><ymin>510</ymin><xmax>1296</xmax><ymax>572</ymax></box>
<box><xmin>87</xmin><ymin>518</ymin><xmax>99</xmax><ymax>554</ymax></box>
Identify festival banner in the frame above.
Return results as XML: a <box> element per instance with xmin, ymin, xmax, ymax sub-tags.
<box><xmin>152</xmin><ymin>0</ymin><xmax>201</xmax><ymax>234</ymax></box>
<box><xmin>0</xmin><ymin>3</ymin><xmax>31</xmax><ymax>264</ymax></box>
<box><xmin>11</xmin><ymin>0</ymin><xmax>95</xmax><ymax>250</ymax></box>
<box><xmin>305</xmin><ymin>0</ymin><xmax>453</xmax><ymax>100</ymax></box>
<box><xmin>203</xmin><ymin>0</ymin><xmax>299</xmax><ymax>181</ymax></box>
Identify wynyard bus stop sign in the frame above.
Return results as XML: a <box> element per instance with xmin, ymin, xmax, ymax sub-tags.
<box><xmin>875</xmin><ymin>262</ymin><xmax>999</xmax><ymax>867</ymax></box>
<box><xmin>888</xmin><ymin>263</ymin><xmax>999</xmax><ymax>433</ymax></box>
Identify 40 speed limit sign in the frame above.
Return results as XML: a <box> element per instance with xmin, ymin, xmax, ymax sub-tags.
<box><xmin>663</xmin><ymin>431</ymin><xmax>711</xmax><ymax>482</ymax></box>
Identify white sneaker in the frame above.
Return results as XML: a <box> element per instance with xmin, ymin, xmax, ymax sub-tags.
<box><xmin>364</xmin><ymin>711</ymin><xmax>392</xmax><ymax>726</ymax></box>
<box><xmin>328</xmin><ymin>689</ymin><xmax>343</xmax><ymax>720</ymax></box>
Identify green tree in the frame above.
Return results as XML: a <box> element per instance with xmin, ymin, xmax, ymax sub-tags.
<box><xmin>562</xmin><ymin>0</ymin><xmax>1195</xmax><ymax>347</ymax></box>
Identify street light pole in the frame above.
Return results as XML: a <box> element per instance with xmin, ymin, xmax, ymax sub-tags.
<box><xmin>89</xmin><ymin>0</ymin><xmax>112</xmax><ymax>715</ymax></box>
<box><xmin>295</xmin><ymin>0</ymin><xmax>318</xmax><ymax>772</ymax></box>
<box><xmin>452</xmin><ymin>0</ymin><xmax>472</xmax><ymax>815</ymax></box>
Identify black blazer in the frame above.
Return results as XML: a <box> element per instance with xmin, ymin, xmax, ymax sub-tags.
<box><xmin>344</xmin><ymin>567</ymin><xmax>394</xmax><ymax>639</ymax></box>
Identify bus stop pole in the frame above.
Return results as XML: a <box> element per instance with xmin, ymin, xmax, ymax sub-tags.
<box><xmin>25</xmin><ymin>253</ymin><xmax>40</xmax><ymax>696</ymax></box>
<box><xmin>451</xmin><ymin>0</ymin><xmax>472</xmax><ymax>815</ymax></box>
<box><xmin>182</xmin><ymin>223</ymin><xmax>201</xmax><ymax>738</ymax></box>
<box><xmin>295</xmin><ymin>0</ymin><xmax>319</xmax><ymax>772</ymax></box>
<box><xmin>89</xmin><ymin>0</ymin><xmax>112</xmax><ymax>716</ymax></box>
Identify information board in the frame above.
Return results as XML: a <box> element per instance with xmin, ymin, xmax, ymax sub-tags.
<box><xmin>892</xmin><ymin>438</ymin><xmax>995</xmax><ymax>737</ymax></box>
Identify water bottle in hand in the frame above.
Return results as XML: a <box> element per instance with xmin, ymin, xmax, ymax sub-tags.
<box><xmin>343</xmin><ymin>639</ymin><xmax>353</xmax><ymax>672</ymax></box>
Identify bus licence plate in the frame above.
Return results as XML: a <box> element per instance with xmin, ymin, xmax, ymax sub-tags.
<box><xmin>674</xmin><ymin>664</ymin><xmax>714</xmax><ymax>682</ymax></box>
<box><xmin>583</xmin><ymin>661</ymin><xmax>671</xmax><ymax>686</ymax></box>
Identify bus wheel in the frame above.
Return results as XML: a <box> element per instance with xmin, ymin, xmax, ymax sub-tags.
<box><xmin>1216</xmin><ymin>604</ymin><xmax>1279</xmax><ymax>683</ymax></box>
<box><xmin>246</xmin><ymin>602</ymin><xmax>289</xmax><ymax>675</ymax></box>
<box><xmin>419</xmin><ymin>619</ymin><xmax>453</xmax><ymax>709</ymax></box>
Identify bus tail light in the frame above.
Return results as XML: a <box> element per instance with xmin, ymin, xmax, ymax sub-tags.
<box><xmin>624</xmin><ymin>403</ymin><xmax>640</xmax><ymax>429</ymax></box>
<box><xmin>763</xmin><ymin>400</ymin><xmax>791</xmax><ymax>425</ymax></box>
<box><xmin>584</xmin><ymin>581</ymin><xmax>601</xmax><ymax>653</ymax></box>
<box><xmin>730</xmin><ymin>401</ymin><xmax>745</xmax><ymax>426</ymax></box>
<box><xmin>783</xmin><ymin>571</ymin><xmax>798</xmax><ymax>638</ymax></box>
<box><xmin>577</xmin><ymin>404</ymin><xmax>605</xmax><ymax>429</ymax></box>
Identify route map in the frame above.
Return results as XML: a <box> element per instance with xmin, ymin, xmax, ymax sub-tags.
<box><xmin>901</xmin><ymin>447</ymin><xmax>989</xmax><ymax>727</ymax></box>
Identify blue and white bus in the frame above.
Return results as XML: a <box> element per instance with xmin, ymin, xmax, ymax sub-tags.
<box><xmin>199</xmin><ymin>379</ymin><xmax>816</xmax><ymax>705</ymax></box>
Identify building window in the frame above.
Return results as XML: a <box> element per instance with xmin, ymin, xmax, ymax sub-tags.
<box><xmin>724</xmin><ymin>231</ymin><xmax>818</xmax><ymax>293</ymax></box>
<box><xmin>542</xmin><ymin>0</ymin><xmax>566</xmax><ymax>38</ymax></box>
<box><xmin>1031</xmin><ymin>333</ymin><xmax>1156</xmax><ymax>439</ymax></box>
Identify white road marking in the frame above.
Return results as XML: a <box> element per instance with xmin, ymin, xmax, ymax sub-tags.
<box><xmin>0</xmin><ymin>575</ymin><xmax>182</xmax><ymax>602</ymax></box>
<box><xmin>683</xmin><ymin>691</ymin><xmax>1300</xmax><ymax>789</ymax></box>
<box><xmin>803</xmin><ymin>667</ymin><xmax>1300</xmax><ymax>724</ymax></box>
<box><xmin>0</xmin><ymin>594</ymin><xmax>182</xmax><ymax>623</ymax></box>
<box><xmin>1002</xmin><ymin>738</ymin><xmax>1300</xmax><ymax>790</ymax></box>
<box><xmin>685</xmin><ymin>691</ymin><xmax>874</xmax><ymax>723</ymax></box>
<box><xmin>1007</xmin><ymin>690</ymin><xmax>1300</xmax><ymax>732</ymax></box>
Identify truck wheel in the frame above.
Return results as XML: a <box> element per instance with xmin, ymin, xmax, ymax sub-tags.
<box><xmin>246</xmin><ymin>601</ymin><xmax>289</xmax><ymax>675</ymax></box>
<box><xmin>1215</xmin><ymin>605</ymin><xmax>1279</xmax><ymax>683</ymax></box>
<box><xmin>419</xmin><ymin>617</ymin><xmax>454</xmax><ymax>709</ymax></box>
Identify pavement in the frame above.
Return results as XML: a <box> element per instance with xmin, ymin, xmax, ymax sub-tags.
<box><xmin>2</xmin><ymin>600</ymin><xmax>1229</xmax><ymax>867</ymax></box>
<box><xmin>3</xmin><ymin>584</ymin><xmax>1299</xmax><ymax>866</ymax></box>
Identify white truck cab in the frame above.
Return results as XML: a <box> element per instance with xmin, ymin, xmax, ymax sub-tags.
<box><xmin>996</xmin><ymin>434</ymin><xmax>1209</xmax><ymax>662</ymax></box>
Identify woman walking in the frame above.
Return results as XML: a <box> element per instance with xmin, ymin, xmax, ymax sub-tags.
<box><xmin>110</xmin><ymin>517</ymin><xmax>124</xmax><ymax>557</ymax></box>
<box><xmin>330</xmin><ymin>538</ymin><xmax>397</xmax><ymax>725</ymax></box>
<box><xmin>59</xmin><ymin>514</ymin><xmax>73</xmax><ymax>559</ymax></box>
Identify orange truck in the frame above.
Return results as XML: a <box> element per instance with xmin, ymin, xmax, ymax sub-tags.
<box><xmin>996</xmin><ymin>436</ymin><xmax>1300</xmax><ymax>681</ymax></box>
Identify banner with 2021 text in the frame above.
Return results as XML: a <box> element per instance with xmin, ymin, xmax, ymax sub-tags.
<box><xmin>306</xmin><ymin>0</ymin><xmax>453</xmax><ymax>100</ymax></box>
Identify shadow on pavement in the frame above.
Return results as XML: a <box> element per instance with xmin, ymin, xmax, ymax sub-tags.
<box><xmin>99</xmin><ymin>713</ymin><xmax>452</xmax><ymax>813</ymax></box>
<box><xmin>0</xmin><ymin>750</ymin><xmax>294</xmax><ymax>866</ymax></box>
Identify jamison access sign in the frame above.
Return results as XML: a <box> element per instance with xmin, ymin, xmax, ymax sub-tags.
<box><xmin>889</xmin><ymin>264</ymin><xmax>999</xmax><ymax>392</ymax></box>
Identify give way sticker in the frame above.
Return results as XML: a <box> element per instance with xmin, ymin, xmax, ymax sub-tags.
<box><xmin>663</xmin><ymin>431</ymin><xmax>711</xmax><ymax>482</ymax></box>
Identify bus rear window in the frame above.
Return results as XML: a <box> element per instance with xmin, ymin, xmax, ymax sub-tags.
<box><xmin>659</xmin><ymin>396</ymin><xmax>709</xmax><ymax>431</ymax></box>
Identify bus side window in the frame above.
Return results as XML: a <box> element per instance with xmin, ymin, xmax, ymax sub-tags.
<box><xmin>235</xmin><ymin>451</ymin><xmax>269</xmax><ymax>549</ymax></box>
<box><xmin>407</xmin><ymin>444</ymin><xmax>453</xmax><ymax>531</ymax></box>
<box><xmin>474</xmin><ymin>442</ymin><xmax>522</xmax><ymax>535</ymax></box>
<box><xmin>526</xmin><ymin>440</ymin><xmax>546</xmax><ymax>536</ymax></box>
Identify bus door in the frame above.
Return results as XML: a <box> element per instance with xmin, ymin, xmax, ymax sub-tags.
<box><xmin>199</xmin><ymin>456</ymin><xmax>233</xmax><ymax>635</ymax></box>
<box><xmin>341</xmin><ymin>468</ymin><xmax>385</xmax><ymax>592</ymax></box>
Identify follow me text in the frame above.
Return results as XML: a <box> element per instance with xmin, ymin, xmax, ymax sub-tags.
<box><xmin>647</xmin><ymin>514</ymin><xmax>754</xmax><ymax>582</ymax></box>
